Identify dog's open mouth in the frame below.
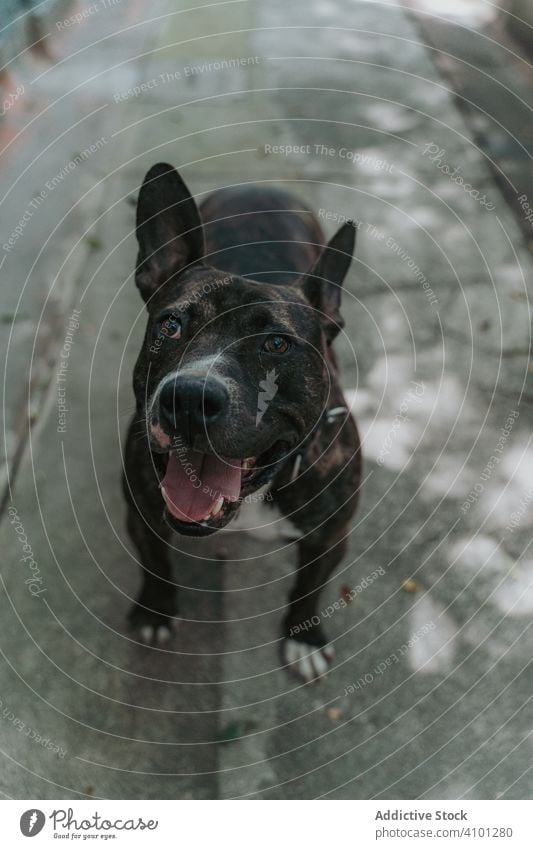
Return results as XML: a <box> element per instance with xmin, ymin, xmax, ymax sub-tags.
<box><xmin>159</xmin><ymin>443</ymin><xmax>284</xmax><ymax>535</ymax></box>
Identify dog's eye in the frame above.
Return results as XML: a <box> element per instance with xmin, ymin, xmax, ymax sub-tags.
<box><xmin>263</xmin><ymin>334</ymin><xmax>291</xmax><ymax>354</ymax></box>
<box><xmin>157</xmin><ymin>313</ymin><xmax>181</xmax><ymax>340</ymax></box>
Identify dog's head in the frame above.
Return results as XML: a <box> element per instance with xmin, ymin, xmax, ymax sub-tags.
<box><xmin>133</xmin><ymin>163</ymin><xmax>356</xmax><ymax>536</ymax></box>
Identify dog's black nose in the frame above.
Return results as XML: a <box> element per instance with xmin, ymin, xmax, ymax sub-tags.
<box><xmin>159</xmin><ymin>374</ymin><xmax>228</xmax><ymax>435</ymax></box>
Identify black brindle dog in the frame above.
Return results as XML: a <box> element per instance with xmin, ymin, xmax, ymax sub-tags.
<box><xmin>123</xmin><ymin>163</ymin><xmax>361</xmax><ymax>681</ymax></box>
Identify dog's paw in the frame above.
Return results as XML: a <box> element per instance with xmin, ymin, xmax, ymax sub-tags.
<box><xmin>138</xmin><ymin>622</ymin><xmax>175</xmax><ymax>645</ymax></box>
<box><xmin>128</xmin><ymin>604</ymin><xmax>177</xmax><ymax>646</ymax></box>
<box><xmin>282</xmin><ymin>638</ymin><xmax>335</xmax><ymax>682</ymax></box>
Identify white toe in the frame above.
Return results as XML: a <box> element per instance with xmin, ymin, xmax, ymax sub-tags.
<box><xmin>139</xmin><ymin>625</ymin><xmax>154</xmax><ymax>644</ymax></box>
<box><xmin>321</xmin><ymin>644</ymin><xmax>335</xmax><ymax>661</ymax></box>
<box><xmin>284</xmin><ymin>638</ymin><xmax>300</xmax><ymax>666</ymax></box>
<box><xmin>155</xmin><ymin>625</ymin><xmax>172</xmax><ymax>644</ymax></box>
<box><xmin>310</xmin><ymin>649</ymin><xmax>329</xmax><ymax>678</ymax></box>
<box><xmin>298</xmin><ymin>652</ymin><xmax>315</xmax><ymax>682</ymax></box>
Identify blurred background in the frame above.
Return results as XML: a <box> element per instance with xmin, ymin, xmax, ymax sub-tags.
<box><xmin>0</xmin><ymin>0</ymin><xmax>532</xmax><ymax>800</ymax></box>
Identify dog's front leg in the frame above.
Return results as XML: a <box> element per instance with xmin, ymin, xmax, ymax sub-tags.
<box><xmin>125</xmin><ymin>498</ymin><xmax>177</xmax><ymax>645</ymax></box>
<box><xmin>282</xmin><ymin>519</ymin><xmax>349</xmax><ymax>682</ymax></box>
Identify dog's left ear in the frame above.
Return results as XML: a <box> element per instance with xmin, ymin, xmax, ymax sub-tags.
<box><xmin>135</xmin><ymin>163</ymin><xmax>205</xmax><ymax>303</ymax></box>
<box><xmin>299</xmin><ymin>221</ymin><xmax>356</xmax><ymax>343</ymax></box>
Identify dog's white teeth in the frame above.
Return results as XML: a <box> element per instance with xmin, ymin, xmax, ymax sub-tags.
<box><xmin>160</xmin><ymin>485</ymin><xmax>167</xmax><ymax>498</ymax></box>
<box><xmin>206</xmin><ymin>496</ymin><xmax>225</xmax><ymax>519</ymax></box>
<box><xmin>205</xmin><ymin>496</ymin><xmax>225</xmax><ymax>520</ymax></box>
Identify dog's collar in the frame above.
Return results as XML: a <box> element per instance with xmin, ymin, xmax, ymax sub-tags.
<box><xmin>289</xmin><ymin>406</ymin><xmax>348</xmax><ymax>482</ymax></box>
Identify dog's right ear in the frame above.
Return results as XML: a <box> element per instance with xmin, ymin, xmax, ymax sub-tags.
<box><xmin>135</xmin><ymin>163</ymin><xmax>205</xmax><ymax>303</ymax></box>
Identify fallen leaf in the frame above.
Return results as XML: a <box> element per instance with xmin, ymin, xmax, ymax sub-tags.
<box><xmin>341</xmin><ymin>585</ymin><xmax>353</xmax><ymax>603</ymax></box>
<box><xmin>85</xmin><ymin>234</ymin><xmax>102</xmax><ymax>251</ymax></box>
<box><xmin>217</xmin><ymin>719</ymin><xmax>258</xmax><ymax>744</ymax></box>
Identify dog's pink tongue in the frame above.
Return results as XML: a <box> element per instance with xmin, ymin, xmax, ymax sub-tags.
<box><xmin>161</xmin><ymin>449</ymin><xmax>242</xmax><ymax>523</ymax></box>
